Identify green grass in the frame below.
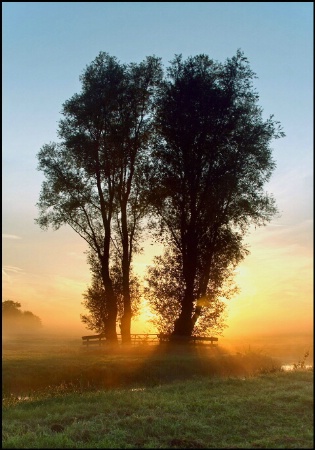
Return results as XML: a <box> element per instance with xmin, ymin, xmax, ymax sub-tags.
<box><xmin>2</xmin><ymin>336</ymin><xmax>313</xmax><ymax>448</ymax></box>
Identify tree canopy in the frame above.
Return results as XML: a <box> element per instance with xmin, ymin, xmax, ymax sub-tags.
<box><xmin>147</xmin><ymin>50</ymin><xmax>284</xmax><ymax>336</ymax></box>
<box><xmin>36</xmin><ymin>52</ymin><xmax>162</xmax><ymax>342</ymax></box>
<box><xmin>36</xmin><ymin>49</ymin><xmax>284</xmax><ymax>340</ymax></box>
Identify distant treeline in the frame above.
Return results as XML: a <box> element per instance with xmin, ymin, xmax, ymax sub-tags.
<box><xmin>2</xmin><ymin>300</ymin><xmax>42</xmax><ymax>333</ymax></box>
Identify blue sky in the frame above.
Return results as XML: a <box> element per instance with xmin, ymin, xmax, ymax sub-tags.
<box><xmin>2</xmin><ymin>2</ymin><xmax>313</xmax><ymax>337</ymax></box>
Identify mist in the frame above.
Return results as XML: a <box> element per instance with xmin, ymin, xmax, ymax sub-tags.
<box><xmin>3</xmin><ymin>310</ymin><xmax>312</xmax><ymax>370</ymax></box>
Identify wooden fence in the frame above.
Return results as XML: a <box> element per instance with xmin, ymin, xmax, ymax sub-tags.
<box><xmin>82</xmin><ymin>333</ymin><xmax>218</xmax><ymax>347</ymax></box>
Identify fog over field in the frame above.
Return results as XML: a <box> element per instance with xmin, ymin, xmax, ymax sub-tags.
<box><xmin>2</xmin><ymin>324</ymin><xmax>313</xmax><ymax>369</ymax></box>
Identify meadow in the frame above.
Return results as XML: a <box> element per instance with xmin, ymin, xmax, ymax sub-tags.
<box><xmin>2</xmin><ymin>335</ymin><xmax>313</xmax><ymax>448</ymax></box>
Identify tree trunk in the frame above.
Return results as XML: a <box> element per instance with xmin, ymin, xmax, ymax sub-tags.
<box><xmin>120</xmin><ymin>309</ymin><xmax>132</xmax><ymax>344</ymax></box>
<box><xmin>172</xmin><ymin>231</ymin><xmax>197</xmax><ymax>337</ymax></box>
<box><xmin>120</xmin><ymin>261</ymin><xmax>132</xmax><ymax>344</ymax></box>
<box><xmin>120</xmin><ymin>200</ymin><xmax>132</xmax><ymax>344</ymax></box>
<box><xmin>191</xmin><ymin>303</ymin><xmax>202</xmax><ymax>330</ymax></box>
<box><xmin>101</xmin><ymin>259</ymin><xmax>118</xmax><ymax>343</ymax></box>
<box><xmin>172</xmin><ymin>288</ymin><xmax>195</xmax><ymax>337</ymax></box>
<box><xmin>172</xmin><ymin>262</ymin><xmax>195</xmax><ymax>338</ymax></box>
<box><xmin>105</xmin><ymin>312</ymin><xmax>118</xmax><ymax>342</ymax></box>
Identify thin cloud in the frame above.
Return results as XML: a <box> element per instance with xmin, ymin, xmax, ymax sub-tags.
<box><xmin>2</xmin><ymin>266</ymin><xmax>24</xmax><ymax>285</ymax></box>
<box><xmin>3</xmin><ymin>265</ymin><xmax>24</xmax><ymax>273</ymax></box>
<box><xmin>2</xmin><ymin>269</ymin><xmax>11</xmax><ymax>282</ymax></box>
<box><xmin>2</xmin><ymin>234</ymin><xmax>22</xmax><ymax>240</ymax></box>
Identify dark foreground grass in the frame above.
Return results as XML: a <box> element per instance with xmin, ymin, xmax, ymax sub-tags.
<box><xmin>2</xmin><ymin>336</ymin><xmax>314</xmax><ymax>448</ymax></box>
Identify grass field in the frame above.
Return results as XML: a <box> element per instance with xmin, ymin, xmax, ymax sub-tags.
<box><xmin>2</xmin><ymin>335</ymin><xmax>313</xmax><ymax>448</ymax></box>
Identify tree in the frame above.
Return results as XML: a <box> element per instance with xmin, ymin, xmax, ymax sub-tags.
<box><xmin>81</xmin><ymin>250</ymin><xmax>141</xmax><ymax>334</ymax></box>
<box><xmin>145</xmin><ymin>229</ymin><xmax>243</xmax><ymax>336</ymax></box>
<box><xmin>22</xmin><ymin>311</ymin><xmax>43</xmax><ymax>330</ymax></box>
<box><xmin>2</xmin><ymin>300</ymin><xmax>22</xmax><ymax>317</ymax></box>
<box><xmin>2</xmin><ymin>300</ymin><xmax>42</xmax><ymax>332</ymax></box>
<box><xmin>149</xmin><ymin>50</ymin><xmax>284</xmax><ymax>337</ymax></box>
<box><xmin>107</xmin><ymin>56</ymin><xmax>162</xmax><ymax>342</ymax></box>
<box><xmin>36</xmin><ymin>52</ymin><xmax>162</xmax><ymax>342</ymax></box>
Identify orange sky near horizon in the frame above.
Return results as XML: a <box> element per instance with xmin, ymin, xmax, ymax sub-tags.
<box><xmin>2</xmin><ymin>205</ymin><xmax>313</xmax><ymax>340</ymax></box>
<box><xmin>3</xmin><ymin>3</ymin><xmax>313</xmax><ymax>344</ymax></box>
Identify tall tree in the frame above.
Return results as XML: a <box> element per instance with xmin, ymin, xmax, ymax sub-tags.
<box><xmin>36</xmin><ymin>52</ymin><xmax>162</xmax><ymax>342</ymax></box>
<box><xmin>149</xmin><ymin>50</ymin><xmax>284</xmax><ymax>337</ymax></box>
<box><xmin>109</xmin><ymin>57</ymin><xmax>162</xmax><ymax>342</ymax></box>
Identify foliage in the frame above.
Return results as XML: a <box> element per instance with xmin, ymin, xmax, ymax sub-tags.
<box><xmin>2</xmin><ymin>300</ymin><xmax>42</xmax><ymax>332</ymax></box>
<box><xmin>145</xmin><ymin>246</ymin><xmax>233</xmax><ymax>336</ymax></box>
<box><xmin>293</xmin><ymin>351</ymin><xmax>310</xmax><ymax>370</ymax></box>
<box><xmin>148</xmin><ymin>50</ymin><xmax>284</xmax><ymax>335</ymax></box>
<box><xmin>36</xmin><ymin>49</ymin><xmax>284</xmax><ymax>339</ymax></box>
<box><xmin>36</xmin><ymin>52</ymin><xmax>162</xmax><ymax>340</ymax></box>
<box><xmin>81</xmin><ymin>251</ymin><xmax>141</xmax><ymax>333</ymax></box>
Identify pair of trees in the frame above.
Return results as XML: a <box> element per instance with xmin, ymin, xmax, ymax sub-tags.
<box><xmin>36</xmin><ymin>50</ymin><xmax>284</xmax><ymax>342</ymax></box>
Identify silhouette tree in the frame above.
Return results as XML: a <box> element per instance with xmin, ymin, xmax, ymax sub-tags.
<box><xmin>149</xmin><ymin>50</ymin><xmax>284</xmax><ymax>337</ymax></box>
<box><xmin>145</xmin><ymin>231</ymin><xmax>243</xmax><ymax>336</ymax></box>
<box><xmin>36</xmin><ymin>52</ymin><xmax>162</xmax><ymax>342</ymax></box>
<box><xmin>81</xmin><ymin>250</ymin><xmax>141</xmax><ymax>334</ymax></box>
<box><xmin>2</xmin><ymin>300</ymin><xmax>22</xmax><ymax>317</ymax></box>
<box><xmin>2</xmin><ymin>300</ymin><xmax>42</xmax><ymax>332</ymax></box>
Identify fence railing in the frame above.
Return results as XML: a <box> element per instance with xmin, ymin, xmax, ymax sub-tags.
<box><xmin>82</xmin><ymin>333</ymin><xmax>160</xmax><ymax>346</ymax></box>
<box><xmin>82</xmin><ymin>333</ymin><xmax>218</xmax><ymax>346</ymax></box>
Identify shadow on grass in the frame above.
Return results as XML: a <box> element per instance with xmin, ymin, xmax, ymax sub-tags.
<box><xmin>124</xmin><ymin>342</ymin><xmax>281</xmax><ymax>385</ymax></box>
<box><xmin>2</xmin><ymin>340</ymin><xmax>282</xmax><ymax>398</ymax></box>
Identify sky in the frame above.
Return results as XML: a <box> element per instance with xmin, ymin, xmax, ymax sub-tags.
<box><xmin>2</xmin><ymin>2</ymin><xmax>313</xmax><ymax>340</ymax></box>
